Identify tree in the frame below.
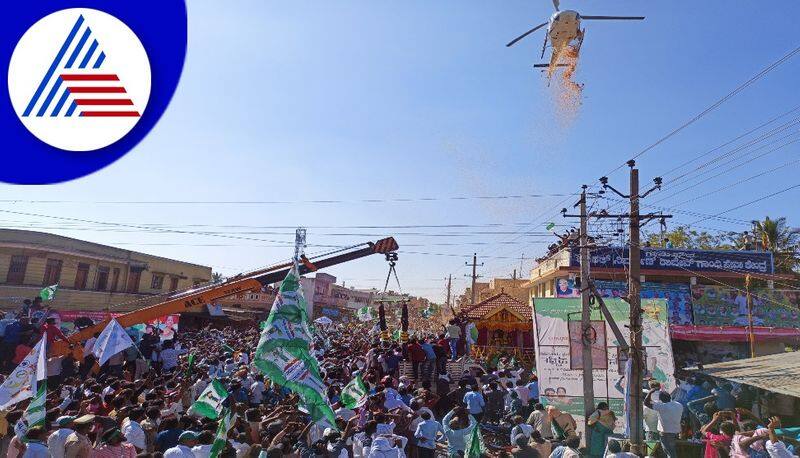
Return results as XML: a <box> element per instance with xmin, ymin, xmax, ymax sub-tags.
<box><xmin>211</xmin><ymin>272</ymin><xmax>226</xmax><ymax>283</ymax></box>
<box><xmin>752</xmin><ymin>216</ymin><xmax>800</xmax><ymax>273</ymax></box>
<box><xmin>645</xmin><ymin>226</ymin><xmax>732</xmax><ymax>250</ymax></box>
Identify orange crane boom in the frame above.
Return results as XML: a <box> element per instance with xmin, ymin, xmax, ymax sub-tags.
<box><xmin>51</xmin><ymin>237</ymin><xmax>399</xmax><ymax>357</ymax></box>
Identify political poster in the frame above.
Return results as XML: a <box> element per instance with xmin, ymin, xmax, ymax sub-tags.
<box><xmin>555</xmin><ymin>278</ymin><xmax>580</xmax><ymax>298</ymax></box>
<box><xmin>593</xmin><ymin>281</ymin><xmax>694</xmax><ymax>325</ymax></box>
<box><xmin>533</xmin><ymin>297</ymin><xmax>675</xmax><ymax>434</ymax></box>
<box><xmin>48</xmin><ymin>311</ymin><xmax>180</xmax><ymax>339</ymax></box>
<box><xmin>690</xmin><ymin>285</ymin><xmax>800</xmax><ymax>328</ymax></box>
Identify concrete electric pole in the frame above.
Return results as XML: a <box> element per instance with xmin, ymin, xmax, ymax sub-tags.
<box><xmin>562</xmin><ymin>185</ymin><xmax>595</xmax><ymax>445</ymax></box>
<box><xmin>599</xmin><ymin>160</ymin><xmax>667</xmax><ymax>454</ymax></box>
<box><xmin>465</xmin><ymin>253</ymin><xmax>483</xmax><ymax>305</ymax></box>
<box><xmin>578</xmin><ymin>185</ymin><xmax>595</xmax><ymax>446</ymax></box>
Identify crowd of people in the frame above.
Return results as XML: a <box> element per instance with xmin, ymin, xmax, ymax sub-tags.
<box><xmin>0</xmin><ymin>297</ymin><xmax>796</xmax><ymax>458</ymax></box>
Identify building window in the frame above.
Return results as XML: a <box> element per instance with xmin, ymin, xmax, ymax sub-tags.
<box><xmin>75</xmin><ymin>263</ymin><xmax>90</xmax><ymax>290</ymax></box>
<box><xmin>169</xmin><ymin>276</ymin><xmax>179</xmax><ymax>291</ymax></box>
<box><xmin>42</xmin><ymin>259</ymin><xmax>62</xmax><ymax>285</ymax></box>
<box><xmin>127</xmin><ymin>270</ymin><xmax>141</xmax><ymax>293</ymax></box>
<box><xmin>110</xmin><ymin>268</ymin><xmax>120</xmax><ymax>292</ymax></box>
<box><xmin>151</xmin><ymin>274</ymin><xmax>164</xmax><ymax>290</ymax></box>
<box><xmin>96</xmin><ymin>266</ymin><xmax>109</xmax><ymax>291</ymax></box>
<box><xmin>6</xmin><ymin>255</ymin><xmax>28</xmax><ymax>285</ymax></box>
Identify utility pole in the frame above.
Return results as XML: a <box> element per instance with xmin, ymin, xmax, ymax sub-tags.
<box><xmin>562</xmin><ymin>185</ymin><xmax>601</xmax><ymax>446</ymax></box>
<box><xmin>578</xmin><ymin>185</ymin><xmax>595</xmax><ymax>446</ymax></box>
<box><xmin>465</xmin><ymin>253</ymin><xmax>483</xmax><ymax>305</ymax></box>
<box><xmin>627</xmin><ymin>165</ymin><xmax>644</xmax><ymax>454</ymax></box>
<box><xmin>746</xmin><ymin>274</ymin><xmax>756</xmax><ymax>358</ymax></box>
<box><xmin>446</xmin><ymin>274</ymin><xmax>452</xmax><ymax>310</ymax></box>
<box><xmin>599</xmin><ymin>160</ymin><xmax>666</xmax><ymax>454</ymax></box>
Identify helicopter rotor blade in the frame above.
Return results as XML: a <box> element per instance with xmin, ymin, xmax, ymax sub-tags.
<box><xmin>506</xmin><ymin>22</ymin><xmax>549</xmax><ymax>47</ymax></box>
<box><xmin>540</xmin><ymin>34</ymin><xmax>548</xmax><ymax>59</ymax></box>
<box><xmin>580</xmin><ymin>15</ymin><xmax>645</xmax><ymax>20</ymax></box>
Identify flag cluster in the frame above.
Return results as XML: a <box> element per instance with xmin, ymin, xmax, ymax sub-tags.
<box><xmin>340</xmin><ymin>375</ymin><xmax>368</xmax><ymax>409</ymax></box>
<box><xmin>356</xmin><ymin>306</ymin><xmax>373</xmax><ymax>322</ymax></box>
<box><xmin>254</xmin><ymin>267</ymin><xmax>336</xmax><ymax>427</ymax></box>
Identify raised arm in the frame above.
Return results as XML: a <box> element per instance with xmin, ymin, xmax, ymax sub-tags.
<box><xmin>700</xmin><ymin>411</ymin><xmax>721</xmax><ymax>435</ymax></box>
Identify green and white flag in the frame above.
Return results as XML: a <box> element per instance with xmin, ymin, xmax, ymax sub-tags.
<box><xmin>209</xmin><ymin>408</ymin><xmax>233</xmax><ymax>458</ymax></box>
<box><xmin>467</xmin><ymin>322</ymin><xmax>478</xmax><ymax>344</ymax></box>
<box><xmin>466</xmin><ymin>417</ymin><xmax>485</xmax><ymax>458</ymax></box>
<box><xmin>189</xmin><ymin>379</ymin><xmax>229</xmax><ymax>420</ymax></box>
<box><xmin>340</xmin><ymin>375</ymin><xmax>368</xmax><ymax>409</ymax></box>
<box><xmin>356</xmin><ymin>306</ymin><xmax>373</xmax><ymax>322</ymax></box>
<box><xmin>391</xmin><ymin>329</ymin><xmax>401</xmax><ymax>341</ymax></box>
<box><xmin>0</xmin><ymin>338</ymin><xmax>46</xmax><ymax>408</ymax></box>
<box><xmin>23</xmin><ymin>339</ymin><xmax>47</xmax><ymax>431</ymax></box>
<box><xmin>39</xmin><ymin>284</ymin><xmax>58</xmax><ymax>301</ymax></box>
<box><xmin>255</xmin><ymin>267</ymin><xmax>336</xmax><ymax>428</ymax></box>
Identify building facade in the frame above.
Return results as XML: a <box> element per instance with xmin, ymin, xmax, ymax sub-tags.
<box><xmin>0</xmin><ymin>229</ymin><xmax>212</xmax><ymax>312</ymax></box>
<box><xmin>530</xmin><ymin>246</ymin><xmax>797</xmax><ymax>363</ymax></box>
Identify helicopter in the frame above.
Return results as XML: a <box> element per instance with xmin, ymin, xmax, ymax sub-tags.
<box><xmin>506</xmin><ymin>0</ymin><xmax>644</xmax><ymax>79</ymax></box>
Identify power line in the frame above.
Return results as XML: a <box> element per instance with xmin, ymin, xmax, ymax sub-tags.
<box><xmin>671</xmin><ymin>157</ymin><xmax>800</xmax><ymax>208</ymax></box>
<box><xmin>687</xmin><ymin>183</ymin><xmax>800</xmax><ymax>226</ymax></box>
<box><xmin>659</xmin><ymin>127</ymin><xmax>800</xmax><ymax>196</ymax></box>
<box><xmin>661</xmin><ymin>104</ymin><xmax>800</xmax><ymax>178</ymax></box>
<box><xmin>0</xmin><ymin>192</ymin><xmax>576</xmax><ymax>206</ymax></box>
<box><xmin>603</xmin><ymin>43</ymin><xmax>800</xmax><ymax>178</ymax></box>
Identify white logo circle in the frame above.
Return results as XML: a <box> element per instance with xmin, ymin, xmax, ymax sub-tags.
<box><xmin>7</xmin><ymin>8</ymin><xmax>151</xmax><ymax>152</ymax></box>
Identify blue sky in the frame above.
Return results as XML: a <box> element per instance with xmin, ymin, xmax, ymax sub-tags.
<box><xmin>2</xmin><ymin>1</ymin><xmax>800</xmax><ymax>301</ymax></box>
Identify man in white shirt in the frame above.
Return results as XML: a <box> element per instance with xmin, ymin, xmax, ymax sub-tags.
<box><xmin>643</xmin><ymin>381</ymin><xmax>662</xmax><ymax>440</ymax></box>
<box><xmin>645</xmin><ymin>389</ymin><xmax>683</xmax><ymax>458</ymax></box>
<box><xmin>509</xmin><ymin>415</ymin><xmax>534</xmax><ymax>445</ymax></box>
<box><xmin>164</xmin><ymin>431</ymin><xmax>199</xmax><ymax>458</ymax></box>
<box><xmin>159</xmin><ymin>343</ymin><xmax>187</xmax><ymax>372</ymax></box>
<box><xmin>766</xmin><ymin>416</ymin><xmax>797</xmax><ymax>458</ymax></box>
<box><xmin>22</xmin><ymin>426</ymin><xmax>49</xmax><ymax>458</ymax></box>
<box><xmin>368</xmin><ymin>435</ymin><xmax>406</xmax><ymax>458</ymax></box>
<box><xmin>249</xmin><ymin>375</ymin><xmax>266</xmax><ymax>406</ymax></box>
<box><xmin>121</xmin><ymin>408</ymin><xmax>147</xmax><ymax>452</ymax></box>
<box><xmin>191</xmin><ymin>430</ymin><xmax>215</xmax><ymax>458</ymax></box>
<box><xmin>47</xmin><ymin>416</ymin><xmax>76</xmax><ymax>458</ymax></box>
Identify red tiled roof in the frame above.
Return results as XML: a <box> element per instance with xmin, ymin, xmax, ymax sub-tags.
<box><xmin>462</xmin><ymin>292</ymin><xmax>532</xmax><ymax>321</ymax></box>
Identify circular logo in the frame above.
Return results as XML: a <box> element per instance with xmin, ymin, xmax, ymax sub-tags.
<box><xmin>8</xmin><ymin>8</ymin><xmax>151</xmax><ymax>151</ymax></box>
<box><xmin>1</xmin><ymin>0</ymin><xmax>186</xmax><ymax>184</ymax></box>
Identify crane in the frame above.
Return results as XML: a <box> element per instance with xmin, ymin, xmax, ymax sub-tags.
<box><xmin>51</xmin><ymin>236</ymin><xmax>399</xmax><ymax>357</ymax></box>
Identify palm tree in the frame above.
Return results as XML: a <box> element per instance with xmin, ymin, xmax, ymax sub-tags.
<box><xmin>752</xmin><ymin>217</ymin><xmax>800</xmax><ymax>272</ymax></box>
<box><xmin>211</xmin><ymin>272</ymin><xmax>226</xmax><ymax>283</ymax></box>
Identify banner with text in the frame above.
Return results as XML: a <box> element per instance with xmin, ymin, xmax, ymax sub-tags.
<box><xmin>533</xmin><ymin>297</ymin><xmax>675</xmax><ymax>433</ymax></box>
<box><xmin>570</xmin><ymin>247</ymin><xmax>774</xmax><ymax>275</ymax></box>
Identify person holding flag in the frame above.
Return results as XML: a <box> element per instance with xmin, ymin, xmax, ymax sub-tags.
<box><xmin>91</xmin><ymin>319</ymin><xmax>136</xmax><ymax>368</ymax></box>
<box><xmin>254</xmin><ymin>266</ymin><xmax>337</xmax><ymax>429</ymax></box>
<box><xmin>442</xmin><ymin>407</ymin><xmax>479</xmax><ymax>458</ymax></box>
<box><xmin>39</xmin><ymin>317</ymin><xmax>71</xmax><ymax>347</ymax></box>
<box><xmin>23</xmin><ymin>338</ymin><xmax>48</xmax><ymax>433</ymax></box>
